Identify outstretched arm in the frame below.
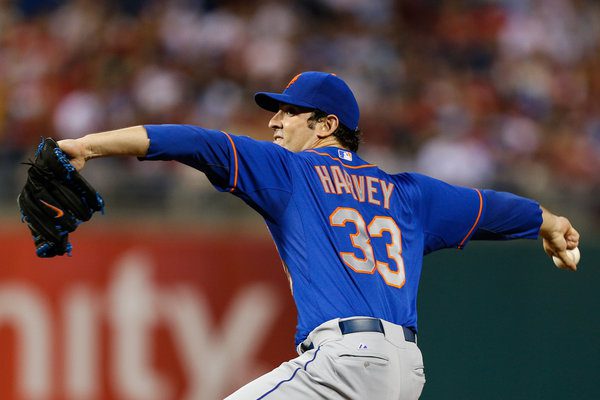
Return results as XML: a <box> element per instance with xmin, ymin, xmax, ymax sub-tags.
<box><xmin>539</xmin><ymin>207</ymin><xmax>580</xmax><ymax>271</ymax></box>
<box><xmin>57</xmin><ymin>126</ymin><xmax>150</xmax><ymax>170</ymax></box>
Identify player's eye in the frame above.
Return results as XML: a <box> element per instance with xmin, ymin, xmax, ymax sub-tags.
<box><xmin>280</xmin><ymin>106</ymin><xmax>299</xmax><ymax>116</ymax></box>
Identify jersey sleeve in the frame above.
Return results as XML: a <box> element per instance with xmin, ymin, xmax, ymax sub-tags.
<box><xmin>141</xmin><ymin>124</ymin><xmax>294</xmax><ymax>218</ymax></box>
<box><xmin>471</xmin><ymin>189</ymin><xmax>542</xmax><ymax>241</ymax></box>
<box><xmin>408</xmin><ymin>173</ymin><xmax>542</xmax><ymax>254</ymax></box>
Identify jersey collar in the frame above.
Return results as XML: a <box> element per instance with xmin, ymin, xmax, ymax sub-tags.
<box><xmin>305</xmin><ymin>147</ymin><xmax>376</xmax><ymax>168</ymax></box>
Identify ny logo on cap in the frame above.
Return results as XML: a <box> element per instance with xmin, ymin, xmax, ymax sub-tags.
<box><xmin>285</xmin><ymin>73</ymin><xmax>302</xmax><ymax>89</ymax></box>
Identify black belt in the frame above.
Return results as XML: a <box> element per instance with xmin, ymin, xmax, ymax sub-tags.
<box><xmin>300</xmin><ymin>318</ymin><xmax>416</xmax><ymax>353</ymax></box>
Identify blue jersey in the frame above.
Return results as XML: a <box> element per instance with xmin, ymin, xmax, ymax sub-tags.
<box><xmin>143</xmin><ymin>125</ymin><xmax>542</xmax><ymax>345</ymax></box>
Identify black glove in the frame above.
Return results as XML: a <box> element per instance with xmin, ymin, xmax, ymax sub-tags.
<box><xmin>17</xmin><ymin>137</ymin><xmax>104</xmax><ymax>257</ymax></box>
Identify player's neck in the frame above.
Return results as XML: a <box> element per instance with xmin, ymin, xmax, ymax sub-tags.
<box><xmin>311</xmin><ymin>136</ymin><xmax>347</xmax><ymax>151</ymax></box>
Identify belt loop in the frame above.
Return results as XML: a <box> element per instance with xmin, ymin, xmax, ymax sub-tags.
<box><xmin>402</xmin><ymin>326</ymin><xmax>416</xmax><ymax>344</ymax></box>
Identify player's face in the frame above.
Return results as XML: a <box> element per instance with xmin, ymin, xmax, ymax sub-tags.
<box><xmin>269</xmin><ymin>104</ymin><xmax>318</xmax><ymax>152</ymax></box>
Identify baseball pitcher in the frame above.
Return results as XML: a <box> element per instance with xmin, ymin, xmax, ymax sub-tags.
<box><xmin>39</xmin><ymin>72</ymin><xmax>579</xmax><ymax>399</ymax></box>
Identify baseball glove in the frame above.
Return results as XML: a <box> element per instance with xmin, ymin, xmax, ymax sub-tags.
<box><xmin>17</xmin><ymin>137</ymin><xmax>104</xmax><ymax>257</ymax></box>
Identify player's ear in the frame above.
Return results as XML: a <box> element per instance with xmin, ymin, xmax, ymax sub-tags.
<box><xmin>316</xmin><ymin>114</ymin><xmax>339</xmax><ymax>138</ymax></box>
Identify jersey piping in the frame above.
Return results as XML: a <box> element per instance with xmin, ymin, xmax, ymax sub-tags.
<box><xmin>222</xmin><ymin>131</ymin><xmax>239</xmax><ymax>192</ymax></box>
<box><xmin>458</xmin><ymin>189</ymin><xmax>483</xmax><ymax>249</ymax></box>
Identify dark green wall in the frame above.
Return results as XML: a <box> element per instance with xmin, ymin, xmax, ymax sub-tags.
<box><xmin>418</xmin><ymin>240</ymin><xmax>599</xmax><ymax>400</ymax></box>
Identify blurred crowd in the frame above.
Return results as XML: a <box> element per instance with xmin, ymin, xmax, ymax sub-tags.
<box><xmin>1</xmin><ymin>0</ymin><xmax>599</xmax><ymax>229</ymax></box>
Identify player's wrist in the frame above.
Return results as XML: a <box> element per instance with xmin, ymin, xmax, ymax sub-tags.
<box><xmin>539</xmin><ymin>207</ymin><xmax>561</xmax><ymax>239</ymax></box>
<box><xmin>539</xmin><ymin>208</ymin><xmax>574</xmax><ymax>246</ymax></box>
<box><xmin>78</xmin><ymin>134</ymin><xmax>102</xmax><ymax>160</ymax></box>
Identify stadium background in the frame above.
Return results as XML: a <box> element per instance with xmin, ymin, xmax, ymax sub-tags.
<box><xmin>0</xmin><ymin>0</ymin><xmax>598</xmax><ymax>399</ymax></box>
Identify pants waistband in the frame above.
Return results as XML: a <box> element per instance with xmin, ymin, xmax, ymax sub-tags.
<box><xmin>298</xmin><ymin>317</ymin><xmax>417</xmax><ymax>354</ymax></box>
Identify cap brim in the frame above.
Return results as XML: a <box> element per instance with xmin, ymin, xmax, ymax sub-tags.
<box><xmin>254</xmin><ymin>92</ymin><xmax>316</xmax><ymax>112</ymax></box>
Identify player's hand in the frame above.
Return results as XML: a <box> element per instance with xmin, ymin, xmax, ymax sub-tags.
<box><xmin>540</xmin><ymin>208</ymin><xmax>580</xmax><ymax>271</ymax></box>
<box><xmin>18</xmin><ymin>137</ymin><xmax>104</xmax><ymax>257</ymax></box>
<box><xmin>57</xmin><ymin>139</ymin><xmax>89</xmax><ymax>171</ymax></box>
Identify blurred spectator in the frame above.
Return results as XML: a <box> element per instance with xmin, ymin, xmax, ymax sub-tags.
<box><xmin>53</xmin><ymin>90</ymin><xmax>105</xmax><ymax>138</ymax></box>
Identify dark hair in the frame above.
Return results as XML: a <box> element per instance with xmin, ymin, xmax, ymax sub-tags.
<box><xmin>307</xmin><ymin>110</ymin><xmax>362</xmax><ymax>152</ymax></box>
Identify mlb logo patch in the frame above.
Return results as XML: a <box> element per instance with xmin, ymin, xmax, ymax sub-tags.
<box><xmin>338</xmin><ymin>149</ymin><xmax>353</xmax><ymax>161</ymax></box>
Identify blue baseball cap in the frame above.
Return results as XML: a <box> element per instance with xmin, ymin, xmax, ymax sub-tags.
<box><xmin>255</xmin><ymin>71</ymin><xmax>360</xmax><ymax>131</ymax></box>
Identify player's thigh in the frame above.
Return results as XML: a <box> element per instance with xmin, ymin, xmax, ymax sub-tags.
<box><xmin>224</xmin><ymin>350</ymin><xmax>338</xmax><ymax>400</ymax></box>
<box><xmin>226</xmin><ymin>337</ymin><xmax>425</xmax><ymax>400</ymax></box>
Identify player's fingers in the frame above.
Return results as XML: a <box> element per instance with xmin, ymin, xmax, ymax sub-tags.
<box><xmin>565</xmin><ymin>227</ymin><xmax>580</xmax><ymax>249</ymax></box>
<box><xmin>555</xmin><ymin>249</ymin><xmax>577</xmax><ymax>271</ymax></box>
<box><xmin>57</xmin><ymin>140</ymin><xmax>86</xmax><ymax>171</ymax></box>
<box><xmin>542</xmin><ymin>239</ymin><xmax>554</xmax><ymax>258</ymax></box>
<box><xmin>553</xmin><ymin>250</ymin><xmax>577</xmax><ymax>271</ymax></box>
<box><xmin>544</xmin><ymin>238</ymin><xmax>577</xmax><ymax>271</ymax></box>
<box><xmin>69</xmin><ymin>158</ymin><xmax>85</xmax><ymax>171</ymax></box>
<box><xmin>546</xmin><ymin>232</ymin><xmax>567</xmax><ymax>252</ymax></box>
<box><xmin>565</xmin><ymin>261</ymin><xmax>577</xmax><ymax>272</ymax></box>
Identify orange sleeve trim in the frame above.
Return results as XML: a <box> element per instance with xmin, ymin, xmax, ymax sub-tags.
<box><xmin>307</xmin><ymin>150</ymin><xmax>376</xmax><ymax>169</ymax></box>
<box><xmin>222</xmin><ymin>131</ymin><xmax>238</xmax><ymax>192</ymax></box>
<box><xmin>458</xmin><ymin>189</ymin><xmax>483</xmax><ymax>249</ymax></box>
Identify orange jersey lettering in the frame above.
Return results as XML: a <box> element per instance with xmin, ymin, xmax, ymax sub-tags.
<box><xmin>314</xmin><ymin>165</ymin><xmax>335</xmax><ymax>193</ymax></box>
<box><xmin>366</xmin><ymin>176</ymin><xmax>381</xmax><ymax>206</ymax></box>
<box><xmin>330</xmin><ymin>166</ymin><xmax>352</xmax><ymax>195</ymax></box>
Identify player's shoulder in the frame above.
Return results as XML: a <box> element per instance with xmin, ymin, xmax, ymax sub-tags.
<box><xmin>228</xmin><ymin>134</ymin><xmax>295</xmax><ymax>157</ymax></box>
<box><xmin>385</xmin><ymin>172</ymin><xmax>441</xmax><ymax>203</ymax></box>
<box><xmin>387</xmin><ymin>171</ymin><xmax>426</xmax><ymax>187</ymax></box>
<box><xmin>391</xmin><ymin>171</ymin><xmax>443</xmax><ymax>186</ymax></box>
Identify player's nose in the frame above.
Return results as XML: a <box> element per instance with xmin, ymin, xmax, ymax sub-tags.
<box><xmin>269</xmin><ymin>110</ymin><xmax>283</xmax><ymax>129</ymax></box>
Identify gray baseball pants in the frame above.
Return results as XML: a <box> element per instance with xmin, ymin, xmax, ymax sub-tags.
<box><xmin>225</xmin><ymin>317</ymin><xmax>426</xmax><ymax>399</ymax></box>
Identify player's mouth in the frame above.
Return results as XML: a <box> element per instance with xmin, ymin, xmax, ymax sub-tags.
<box><xmin>273</xmin><ymin>130</ymin><xmax>284</xmax><ymax>144</ymax></box>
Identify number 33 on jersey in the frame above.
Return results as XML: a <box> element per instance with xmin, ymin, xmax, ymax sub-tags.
<box><xmin>330</xmin><ymin>207</ymin><xmax>406</xmax><ymax>288</ymax></box>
